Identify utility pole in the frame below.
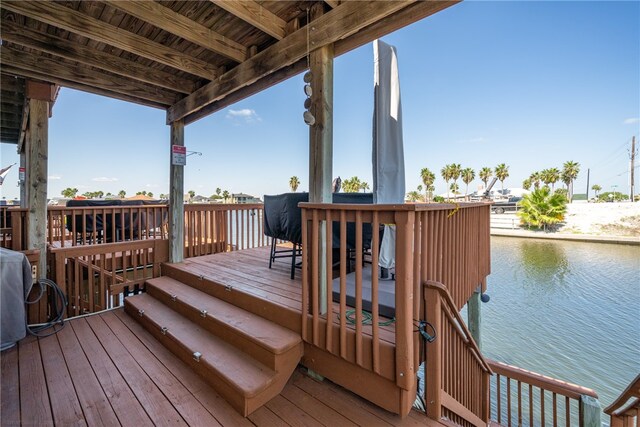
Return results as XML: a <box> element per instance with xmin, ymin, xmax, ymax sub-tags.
<box><xmin>631</xmin><ymin>136</ymin><xmax>636</xmax><ymax>202</ymax></box>
<box><xmin>586</xmin><ymin>168</ymin><xmax>590</xmax><ymax>201</ymax></box>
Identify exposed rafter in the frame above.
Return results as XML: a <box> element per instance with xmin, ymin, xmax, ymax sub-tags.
<box><xmin>1</xmin><ymin>47</ymin><xmax>180</xmax><ymax>107</ymax></box>
<box><xmin>167</xmin><ymin>0</ymin><xmax>416</xmax><ymax>123</ymax></box>
<box><xmin>105</xmin><ymin>1</ymin><xmax>247</xmax><ymax>63</ymax></box>
<box><xmin>209</xmin><ymin>1</ymin><xmax>287</xmax><ymax>40</ymax></box>
<box><xmin>1</xmin><ymin>1</ymin><xmax>219</xmax><ymax>80</ymax></box>
<box><xmin>0</xmin><ymin>21</ymin><xmax>196</xmax><ymax>95</ymax></box>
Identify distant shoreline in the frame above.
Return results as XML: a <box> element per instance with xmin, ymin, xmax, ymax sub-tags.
<box><xmin>491</xmin><ymin>228</ymin><xmax>640</xmax><ymax>246</ymax></box>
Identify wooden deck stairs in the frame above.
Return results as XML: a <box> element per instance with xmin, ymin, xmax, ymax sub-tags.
<box><xmin>124</xmin><ymin>275</ymin><xmax>303</xmax><ymax>417</ymax></box>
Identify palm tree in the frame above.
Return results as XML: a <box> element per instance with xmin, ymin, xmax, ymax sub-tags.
<box><xmin>522</xmin><ymin>178</ymin><xmax>532</xmax><ymax>191</ymax></box>
<box><xmin>562</xmin><ymin>161</ymin><xmax>580</xmax><ymax>202</ymax></box>
<box><xmin>479</xmin><ymin>167</ymin><xmax>492</xmax><ymax>190</ymax></box>
<box><xmin>118</xmin><ymin>190</ymin><xmax>126</xmax><ymax>198</ymax></box>
<box><xmin>450</xmin><ymin>163</ymin><xmax>462</xmax><ymax>191</ymax></box>
<box><xmin>342</xmin><ymin>176</ymin><xmax>362</xmax><ymax>193</ymax></box>
<box><xmin>461</xmin><ymin>168</ymin><xmax>475</xmax><ymax>200</ymax></box>
<box><xmin>541</xmin><ymin>168</ymin><xmax>560</xmax><ymax>191</ymax></box>
<box><xmin>289</xmin><ymin>176</ymin><xmax>300</xmax><ymax>192</ymax></box>
<box><xmin>406</xmin><ymin>191</ymin><xmax>421</xmax><ymax>202</ymax></box>
<box><xmin>529</xmin><ymin>172</ymin><xmax>541</xmax><ymax>190</ymax></box>
<box><xmin>517</xmin><ymin>187</ymin><xmax>567</xmax><ymax>231</ymax></box>
<box><xmin>222</xmin><ymin>190</ymin><xmax>230</xmax><ymax>202</ymax></box>
<box><xmin>360</xmin><ymin>181</ymin><xmax>370</xmax><ymax>193</ymax></box>
<box><xmin>216</xmin><ymin>187</ymin><xmax>221</xmax><ymax>196</ymax></box>
<box><xmin>420</xmin><ymin>168</ymin><xmax>436</xmax><ymax>202</ymax></box>
<box><xmin>591</xmin><ymin>184</ymin><xmax>602</xmax><ymax>198</ymax></box>
<box><xmin>441</xmin><ymin>165</ymin><xmax>453</xmax><ymax>200</ymax></box>
<box><xmin>187</xmin><ymin>190</ymin><xmax>195</xmax><ymax>201</ymax></box>
<box><xmin>494</xmin><ymin>163</ymin><xmax>510</xmax><ymax>194</ymax></box>
<box><xmin>61</xmin><ymin>187</ymin><xmax>78</xmax><ymax>198</ymax></box>
<box><xmin>449</xmin><ymin>182</ymin><xmax>459</xmax><ymax>197</ymax></box>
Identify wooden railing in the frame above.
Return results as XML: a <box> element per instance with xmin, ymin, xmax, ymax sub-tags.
<box><xmin>488</xmin><ymin>359</ymin><xmax>601</xmax><ymax>427</ymax></box>
<box><xmin>0</xmin><ymin>207</ymin><xmax>28</xmax><ymax>250</ymax></box>
<box><xmin>47</xmin><ymin>204</ymin><xmax>169</xmax><ymax>247</ymax></box>
<box><xmin>184</xmin><ymin>203</ymin><xmax>267</xmax><ymax>257</ymax></box>
<box><xmin>424</xmin><ymin>281</ymin><xmax>492</xmax><ymax>426</ymax></box>
<box><xmin>50</xmin><ymin>239</ymin><xmax>168</xmax><ymax>318</ymax></box>
<box><xmin>605</xmin><ymin>374</ymin><xmax>640</xmax><ymax>427</ymax></box>
<box><xmin>299</xmin><ymin>202</ymin><xmax>491</xmax><ymax>419</ymax></box>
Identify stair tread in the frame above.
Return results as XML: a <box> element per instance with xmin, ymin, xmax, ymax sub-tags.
<box><xmin>127</xmin><ymin>293</ymin><xmax>276</xmax><ymax>398</ymax></box>
<box><xmin>146</xmin><ymin>276</ymin><xmax>301</xmax><ymax>354</ymax></box>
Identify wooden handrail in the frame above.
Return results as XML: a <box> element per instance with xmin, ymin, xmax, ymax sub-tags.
<box><xmin>604</xmin><ymin>373</ymin><xmax>640</xmax><ymax>415</ymax></box>
<box><xmin>488</xmin><ymin>360</ymin><xmax>598</xmax><ymax>400</ymax></box>
<box><xmin>424</xmin><ymin>280</ymin><xmax>492</xmax><ymax>373</ymax></box>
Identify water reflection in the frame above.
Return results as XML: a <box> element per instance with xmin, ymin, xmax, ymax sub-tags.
<box><xmin>518</xmin><ymin>240</ymin><xmax>570</xmax><ymax>287</ymax></box>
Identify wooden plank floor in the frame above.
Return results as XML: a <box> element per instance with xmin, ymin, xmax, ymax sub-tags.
<box><xmin>0</xmin><ymin>308</ymin><xmax>439</xmax><ymax>427</ymax></box>
<box><xmin>180</xmin><ymin>246</ymin><xmax>398</xmax><ymax>343</ymax></box>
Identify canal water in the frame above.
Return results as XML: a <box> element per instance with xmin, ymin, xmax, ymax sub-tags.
<box><xmin>482</xmin><ymin>236</ymin><xmax>640</xmax><ymax>417</ymax></box>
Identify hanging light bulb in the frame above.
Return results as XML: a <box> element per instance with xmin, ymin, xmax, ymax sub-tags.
<box><xmin>304</xmin><ymin>84</ymin><xmax>313</xmax><ymax>97</ymax></box>
<box><xmin>303</xmin><ymin>71</ymin><xmax>313</xmax><ymax>83</ymax></box>
<box><xmin>303</xmin><ymin>110</ymin><xmax>316</xmax><ymax>126</ymax></box>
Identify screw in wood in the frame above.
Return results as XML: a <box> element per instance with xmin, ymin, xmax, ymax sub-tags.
<box><xmin>138</xmin><ymin>309</ymin><xmax>144</xmax><ymax>317</ymax></box>
<box><xmin>193</xmin><ymin>352</ymin><xmax>202</xmax><ymax>362</ymax></box>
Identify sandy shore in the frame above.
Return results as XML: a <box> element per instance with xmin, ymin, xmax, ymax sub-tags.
<box><xmin>490</xmin><ymin>201</ymin><xmax>640</xmax><ymax>243</ymax></box>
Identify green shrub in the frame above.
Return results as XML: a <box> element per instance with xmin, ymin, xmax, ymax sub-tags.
<box><xmin>517</xmin><ymin>187</ymin><xmax>567</xmax><ymax>231</ymax></box>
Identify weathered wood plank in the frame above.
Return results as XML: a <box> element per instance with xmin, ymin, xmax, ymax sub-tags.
<box><xmin>18</xmin><ymin>337</ymin><xmax>54</xmax><ymax>426</ymax></box>
<box><xmin>169</xmin><ymin>119</ymin><xmax>185</xmax><ymax>263</ymax></box>
<box><xmin>69</xmin><ymin>318</ymin><xmax>154</xmax><ymax>426</ymax></box>
<box><xmin>84</xmin><ymin>314</ymin><xmax>188</xmax><ymax>426</ymax></box>
<box><xmin>0</xmin><ymin>346</ymin><xmax>21</xmax><ymax>426</ymax></box>
<box><xmin>209</xmin><ymin>0</ymin><xmax>286</xmax><ymax>40</ymax></box>
<box><xmin>56</xmin><ymin>320</ymin><xmax>120</xmax><ymax>427</ymax></box>
<box><xmin>167</xmin><ymin>1</ymin><xmax>416</xmax><ymax>123</ymax></box>
<box><xmin>1</xmin><ymin>1</ymin><xmax>218</xmax><ymax>79</ymax></box>
<box><xmin>265</xmin><ymin>394</ymin><xmax>325</xmax><ymax>427</ymax></box>
<box><xmin>38</xmin><ymin>335</ymin><xmax>86</xmax><ymax>426</ymax></box>
<box><xmin>1</xmin><ymin>64</ymin><xmax>168</xmax><ymax>110</ymax></box>
<box><xmin>101</xmin><ymin>311</ymin><xmax>223</xmax><ymax>426</ymax></box>
<box><xmin>182</xmin><ymin>1</ymin><xmax>458</xmax><ymax>124</ymax></box>
<box><xmin>27</xmin><ymin>95</ymin><xmax>48</xmax><ymax>278</ymax></box>
<box><xmin>105</xmin><ymin>1</ymin><xmax>246</xmax><ymax>63</ymax></box>
<box><xmin>1</xmin><ymin>20</ymin><xmax>195</xmax><ymax>94</ymax></box>
<box><xmin>1</xmin><ymin>47</ymin><xmax>181</xmax><ymax>106</ymax></box>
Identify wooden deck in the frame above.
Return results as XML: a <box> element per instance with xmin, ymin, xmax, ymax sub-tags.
<box><xmin>0</xmin><ymin>308</ymin><xmax>439</xmax><ymax>427</ymax></box>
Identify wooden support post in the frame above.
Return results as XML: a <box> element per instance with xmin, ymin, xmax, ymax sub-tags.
<box><xmin>25</xmin><ymin>81</ymin><xmax>53</xmax><ymax>279</ymax></box>
<box><xmin>308</xmin><ymin>3</ymin><xmax>334</xmax><ymax>313</ymax></box>
<box><xmin>309</xmin><ymin>3</ymin><xmax>334</xmax><ymax>314</ymax></box>
<box><xmin>467</xmin><ymin>286</ymin><xmax>482</xmax><ymax>349</ymax></box>
<box><xmin>424</xmin><ymin>285</ymin><xmax>442</xmax><ymax>421</ymax></box>
<box><xmin>579</xmin><ymin>395</ymin><xmax>601</xmax><ymax>427</ymax></box>
<box><xmin>169</xmin><ymin>119</ymin><xmax>185</xmax><ymax>263</ymax></box>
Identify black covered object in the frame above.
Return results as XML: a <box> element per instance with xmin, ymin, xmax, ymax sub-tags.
<box><xmin>263</xmin><ymin>193</ymin><xmax>373</xmax><ymax>247</ymax></box>
<box><xmin>66</xmin><ymin>199</ymin><xmax>122</xmax><ymax>238</ymax></box>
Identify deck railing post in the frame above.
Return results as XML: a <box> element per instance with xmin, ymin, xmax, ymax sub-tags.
<box><xmin>579</xmin><ymin>394</ymin><xmax>601</xmax><ymax>427</ymax></box>
<box><xmin>424</xmin><ymin>285</ymin><xmax>442</xmax><ymax>421</ymax></box>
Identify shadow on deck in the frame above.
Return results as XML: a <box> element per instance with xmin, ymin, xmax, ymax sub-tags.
<box><xmin>0</xmin><ymin>307</ymin><xmax>438</xmax><ymax>426</ymax></box>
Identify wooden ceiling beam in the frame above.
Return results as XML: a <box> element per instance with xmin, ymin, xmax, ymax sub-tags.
<box><xmin>209</xmin><ymin>0</ymin><xmax>287</xmax><ymax>40</ymax></box>
<box><xmin>167</xmin><ymin>0</ymin><xmax>416</xmax><ymax>123</ymax></box>
<box><xmin>0</xmin><ymin>47</ymin><xmax>180</xmax><ymax>107</ymax></box>
<box><xmin>1</xmin><ymin>64</ymin><xmax>168</xmax><ymax>111</ymax></box>
<box><xmin>1</xmin><ymin>21</ymin><xmax>195</xmax><ymax>95</ymax></box>
<box><xmin>1</xmin><ymin>1</ymin><xmax>218</xmax><ymax>80</ymax></box>
<box><xmin>105</xmin><ymin>1</ymin><xmax>247</xmax><ymax>63</ymax></box>
<box><xmin>324</xmin><ymin>1</ymin><xmax>340</xmax><ymax>8</ymax></box>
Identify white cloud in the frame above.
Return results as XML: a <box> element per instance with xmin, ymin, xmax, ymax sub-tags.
<box><xmin>145</xmin><ymin>183</ymin><xmax>159</xmax><ymax>188</ymax></box>
<box><xmin>48</xmin><ymin>175</ymin><xmax>62</xmax><ymax>180</ymax></box>
<box><xmin>623</xmin><ymin>118</ymin><xmax>639</xmax><ymax>125</ymax></box>
<box><xmin>226</xmin><ymin>108</ymin><xmax>261</xmax><ymax>124</ymax></box>
<box><xmin>92</xmin><ymin>177</ymin><xmax>118</xmax><ymax>182</ymax></box>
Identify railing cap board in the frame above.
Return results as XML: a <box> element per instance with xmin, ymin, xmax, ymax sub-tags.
<box><xmin>604</xmin><ymin>373</ymin><xmax>640</xmax><ymax>414</ymax></box>
<box><xmin>609</xmin><ymin>397</ymin><xmax>640</xmax><ymax>417</ymax></box>
<box><xmin>184</xmin><ymin>203</ymin><xmax>263</xmax><ymax>210</ymax></box>
<box><xmin>299</xmin><ymin>202</ymin><xmax>490</xmax><ymax>212</ymax></box>
<box><xmin>487</xmin><ymin>359</ymin><xmax>599</xmax><ymax>400</ymax></box>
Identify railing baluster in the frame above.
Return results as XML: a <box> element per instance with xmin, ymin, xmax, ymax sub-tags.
<box><xmin>497</xmin><ymin>374</ymin><xmax>502</xmax><ymax>424</ymax></box>
<box><xmin>541</xmin><ymin>388</ymin><xmax>546</xmax><ymax>426</ymax></box>
<box><xmin>355</xmin><ymin>211</ymin><xmax>363</xmax><ymax>367</ymax></box>
<box><xmin>311</xmin><ymin>209</ymin><xmax>319</xmax><ymax>346</ymax></box>
<box><xmin>371</xmin><ymin>210</ymin><xmax>380</xmax><ymax>374</ymax></box>
<box><xmin>565</xmin><ymin>395</ymin><xmax>570</xmax><ymax>427</ymax></box>
<box><xmin>553</xmin><ymin>392</ymin><xmax>558</xmax><ymax>427</ymax></box>
<box><xmin>325</xmin><ymin>209</ymin><xmax>332</xmax><ymax>352</ymax></box>
<box><xmin>529</xmin><ymin>384</ymin><xmax>534</xmax><ymax>427</ymax></box>
<box><xmin>339</xmin><ymin>210</ymin><xmax>347</xmax><ymax>359</ymax></box>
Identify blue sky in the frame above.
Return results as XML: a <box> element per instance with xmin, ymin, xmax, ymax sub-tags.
<box><xmin>1</xmin><ymin>1</ymin><xmax>638</xmax><ymax>200</ymax></box>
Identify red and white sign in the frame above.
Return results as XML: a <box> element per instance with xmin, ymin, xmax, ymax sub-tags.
<box><xmin>172</xmin><ymin>145</ymin><xmax>186</xmax><ymax>166</ymax></box>
<box><xmin>19</xmin><ymin>167</ymin><xmax>25</xmax><ymax>181</ymax></box>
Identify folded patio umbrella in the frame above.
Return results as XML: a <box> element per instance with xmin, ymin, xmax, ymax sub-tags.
<box><xmin>372</xmin><ymin>40</ymin><xmax>405</xmax><ymax>269</ymax></box>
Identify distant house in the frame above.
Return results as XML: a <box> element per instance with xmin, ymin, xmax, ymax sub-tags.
<box><xmin>231</xmin><ymin>193</ymin><xmax>261</xmax><ymax>204</ymax></box>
